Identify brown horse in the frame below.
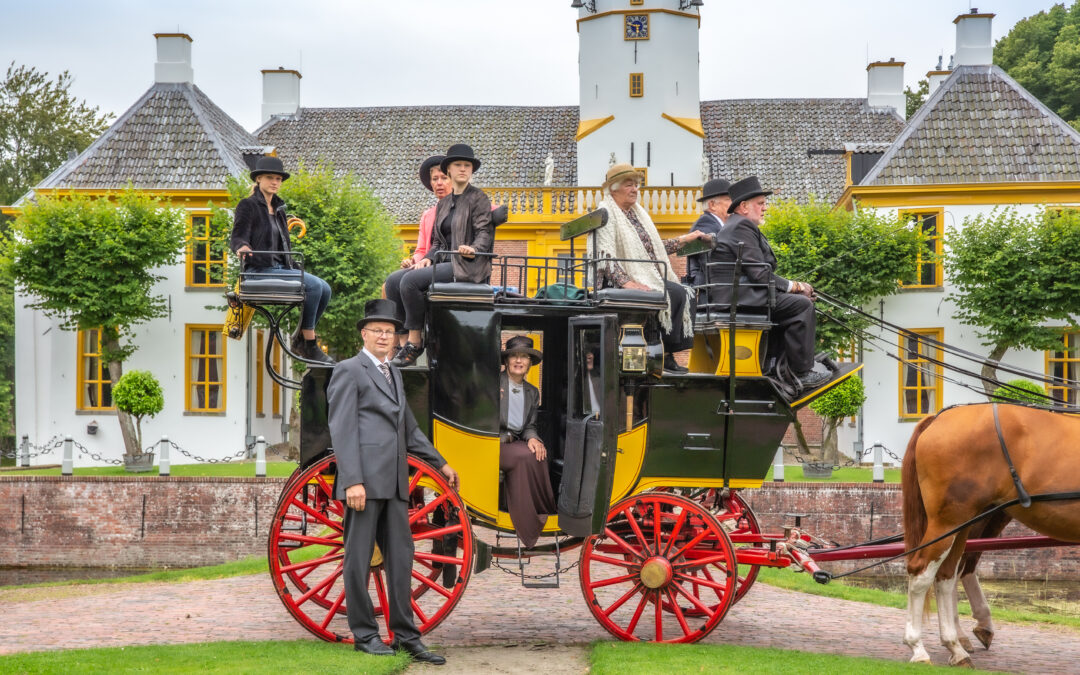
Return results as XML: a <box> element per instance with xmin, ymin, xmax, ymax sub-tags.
<box><xmin>902</xmin><ymin>403</ymin><xmax>1080</xmax><ymax>666</ymax></box>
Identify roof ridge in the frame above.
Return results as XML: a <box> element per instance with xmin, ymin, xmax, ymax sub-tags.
<box><xmin>183</xmin><ymin>84</ymin><xmax>250</xmax><ymax>179</ymax></box>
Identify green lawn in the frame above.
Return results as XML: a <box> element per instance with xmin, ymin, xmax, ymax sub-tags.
<box><xmin>3</xmin><ymin>461</ymin><xmax>297</xmax><ymax>477</ymax></box>
<box><xmin>765</xmin><ymin>465</ymin><xmax>901</xmax><ymax>483</ymax></box>
<box><xmin>0</xmin><ymin>640</ymin><xmax>408</xmax><ymax>674</ymax></box>
<box><xmin>590</xmin><ymin>642</ymin><xmax>985</xmax><ymax>674</ymax></box>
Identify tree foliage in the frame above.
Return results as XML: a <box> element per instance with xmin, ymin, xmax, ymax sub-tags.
<box><xmin>904</xmin><ymin>78</ymin><xmax>929</xmax><ymax>119</ymax></box>
<box><xmin>995</xmin><ymin>2</ymin><xmax>1080</xmax><ymax>130</ymax></box>
<box><xmin>113</xmin><ymin>370</ymin><xmax>164</xmax><ymax>450</ymax></box>
<box><xmin>944</xmin><ymin>207</ymin><xmax>1080</xmax><ymax>390</ymax></box>
<box><xmin>991</xmin><ymin>378</ymin><xmax>1048</xmax><ymax>405</ymax></box>
<box><xmin>809</xmin><ymin>376</ymin><xmax>866</xmax><ymax>465</ymax></box>
<box><xmin>0</xmin><ymin>62</ymin><xmax>113</xmax><ymax>205</ymax></box>
<box><xmin>762</xmin><ymin>199</ymin><xmax>921</xmax><ymax>356</ymax></box>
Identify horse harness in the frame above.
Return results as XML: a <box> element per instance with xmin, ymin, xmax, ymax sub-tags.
<box><xmin>990</xmin><ymin>403</ymin><xmax>1033</xmax><ymax>508</ymax></box>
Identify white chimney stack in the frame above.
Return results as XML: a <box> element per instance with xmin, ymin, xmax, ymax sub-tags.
<box><xmin>154</xmin><ymin>33</ymin><xmax>193</xmax><ymax>84</ymax></box>
<box><xmin>927</xmin><ymin>55</ymin><xmax>951</xmax><ymax>93</ymax></box>
<box><xmin>954</xmin><ymin>10</ymin><xmax>995</xmax><ymax>66</ymax></box>
<box><xmin>866</xmin><ymin>58</ymin><xmax>905</xmax><ymax>117</ymax></box>
<box><xmin>261</xmin><ymin>68</ymin><xmax>302</xmax><ymax>123</ymax></box>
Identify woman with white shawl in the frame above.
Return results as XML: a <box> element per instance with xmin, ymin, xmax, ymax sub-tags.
<box><xmin>588</xmin><ymin>164</ymin><xmax>711</xmax><ymax>373</ymax></box>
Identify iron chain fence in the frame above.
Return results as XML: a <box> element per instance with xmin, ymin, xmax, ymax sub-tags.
<box><xmin>3</xmin><ymin>436</ymin><xmax>259</xmax><ymax>466</ymax></box>
<box><xmin>786</xmin><ymin>441</ymin><xmax>900</xmax><ymax>470</ymax></box>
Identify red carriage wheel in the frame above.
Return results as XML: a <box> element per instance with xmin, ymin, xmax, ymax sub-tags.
<box><xmin>579</xmin><ymin>492</ymin><xmax>738</xmax><ymax>643</ymax></box>
<box><xmin>268</xmin><ymin>454</ymin><xmax>473</xmax><ymax>643</ymax></box>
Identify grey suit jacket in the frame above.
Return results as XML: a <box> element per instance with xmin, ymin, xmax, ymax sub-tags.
<box><xmin>327</xmin><ymin>353</ymin><xmax>446</xmax><ymax>501</ymax></box>
<box><xmin>710</xmin><ymin>213</ymin><xmax>791</xmax><ymax>307</ymax></box>
<box><xmin>498</xmin><ymin>371</ymin><xmax>540</xmax><ymax>442</ymax></box>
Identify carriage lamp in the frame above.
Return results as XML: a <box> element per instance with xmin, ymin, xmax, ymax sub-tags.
<box><xmin>619</xmin><ymin>325</ymin><xmax>647</xmax><ymax>373</ymax></box>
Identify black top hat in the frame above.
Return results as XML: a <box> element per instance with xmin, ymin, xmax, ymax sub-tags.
<box><xmin>356</xmin><ymin>298</ymin><xmax>403</xmax><ymax>332</ymax></box>
<box><xmin>419</xmin><ymin>155</ymin><xmax>446</xmax><ymax>192</ymax></box>
<box><xmin>440</xmin><ymin>144</ymin><xmax>482</xmax><ymax>173</ymax></box>
<box><xmin>727</xmin><ymin>176</ymin><xmax>773</xmax><ymax>214</ymax></box>
<box><xmin>501</xmin><ymin>335</ymin><xmax>542</xmax><ymax>365</ymax></box>
<box><xmin>697</xmin><ymin>178</ymin><xmax>732</xmax><ymax>202</ymax></box>
<box><xmin>250</xmin><ymin>156</ymin><xmax>290</xmax><ymax>181</ymax></box>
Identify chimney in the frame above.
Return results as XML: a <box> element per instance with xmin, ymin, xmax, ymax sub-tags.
<box><xmin>927</xmin><ymin>55</ymin><xmax>951</xmax><ymax>93</ymax></box>
<box><xmin>154</xmin><ymin>33</ymin><xmax>193</xmax><ymax>84</ymax></box>
<box><xmin>261</xmin><ymin>68</ymin><xmax>302</xmax><ymax>123</ymax></box>
<box><xmin>866</xmin><ymin>58</ymin><xmax>905</xmax><ymax>117</ymax></box>
<box><xmin>953</xmin><ymin>9</ymin><xmax>995</xmax><ymax>66</ymax></box>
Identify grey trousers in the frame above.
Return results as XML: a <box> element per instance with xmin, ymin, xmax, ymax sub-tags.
<box><xmin>342</xmin><ymin>497</ymin><xmax>420</xmax><ymax>644</ymax></box>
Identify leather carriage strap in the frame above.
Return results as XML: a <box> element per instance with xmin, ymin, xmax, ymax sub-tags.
<box><xmin>992</xmin><ymin>403</ymin><xmax>1033</xmax><ymax>508</ymax></box>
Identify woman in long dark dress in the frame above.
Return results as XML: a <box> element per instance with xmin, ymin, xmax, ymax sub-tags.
<box><xmin>498</xmin><ymin>335</ymin><xmax>556</xmax><ymax>547</ymax></box>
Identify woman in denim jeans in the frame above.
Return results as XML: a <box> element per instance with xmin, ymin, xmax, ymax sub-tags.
<box><xmin>230</xmin><ymin>156</ymin><xmax>334</xmax><ymax>364</ymax></box>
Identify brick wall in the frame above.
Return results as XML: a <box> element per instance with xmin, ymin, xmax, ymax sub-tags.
<box><xmin>1</xmin><ymin>477</ymin><xmax>1075</xmax><ymax>578</ymax></box>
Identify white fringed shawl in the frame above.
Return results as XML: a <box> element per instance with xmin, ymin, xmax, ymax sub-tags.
<box><xmin>589</xmin><ymin>196</ymin><xmax>692</xmax><ymax>337</ymax></box>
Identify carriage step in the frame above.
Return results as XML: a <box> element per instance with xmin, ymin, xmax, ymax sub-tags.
<box><xmin>522</xmin><ymin>577</ymin><xmax>560</xmax><ymax>589</ymax></box>
<box><xmin>517</xmin><ymin>534</ymin><xmax>561</xmax><ymax>589</ymax></box>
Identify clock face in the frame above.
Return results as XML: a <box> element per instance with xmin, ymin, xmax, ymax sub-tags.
<box><xmin>624</xmin><ymin>14</ymin><xmax>649</xmax><ymax>40</ymax></box>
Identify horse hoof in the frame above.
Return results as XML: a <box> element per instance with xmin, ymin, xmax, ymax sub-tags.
<box><xmin>909</xmin><ymin>656</ymin><xmax>932</xmax><ymax>665</ymax></box>
<box><xmin>953</xmin><ymin>657</ymin><xmax>974</xmax><ymax>668</ymax></box>
<box><xmin>959</xmin><ymin>637</ymin><xmax>973</xmax><ymax>652</ymax></box>
<box><xmin>972</xmin><ymin>626</ymin><xmax>993</xmax><ymax>649</ymax></box>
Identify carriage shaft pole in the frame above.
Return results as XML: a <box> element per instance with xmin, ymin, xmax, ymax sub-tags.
<box><xmin>806</xmin><ymin>535</ymin><xmax>1078</xmax><ymax>563</ymax></box>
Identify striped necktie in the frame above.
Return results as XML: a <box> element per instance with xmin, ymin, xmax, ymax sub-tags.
<box><xmin>378</xmin><ymin>362</ymin><xmax>397</xmax><ymax>399</ymax></box>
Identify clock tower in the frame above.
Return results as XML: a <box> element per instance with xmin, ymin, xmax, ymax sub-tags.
<box><xmin>573</xmin><ymin>0</ymin><xmax>704</xmax><ymax>188</ymax></box>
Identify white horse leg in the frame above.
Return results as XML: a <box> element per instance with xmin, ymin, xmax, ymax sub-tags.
<box><xmin>960</xmin><ymin>572</ymin><xmax>995</xmax><ymax>649</ymax></box>
<box><xmin>951</xmin><ymin>571</ymin><xmax>973</xmax><ymax>652</ymax></box>
<box><xmin>905</xmin><ymin>548</ymin><xmax>949</xmax><ymax>664</ymax></box>
<box><xmin>935</xmin><ymin>572</ymin><xmax>973</xmax><ymax>666</ymax></box>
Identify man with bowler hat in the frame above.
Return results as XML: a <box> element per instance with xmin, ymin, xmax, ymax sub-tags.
<box><xmin>712</xmin><ymin>176</ymin><xmax>828</xmax><ymax>390</ymax></box>
<box><xmin>687</xmin><ymin>178</ymin><xmax>733</xmax><ymax>294</ymax></box>
<box><xmin>327</xmin><ymin>298</ymin><xmax>459</xmax><ymax>665</ymax></box>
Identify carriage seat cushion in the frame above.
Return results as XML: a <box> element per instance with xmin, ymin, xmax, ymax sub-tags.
<box><xmin>594</xmin><ymin>287</ymin><xmax>667</xmax><ymax>309</ymax></box>
<box><xmin>238</xmin><ymin>278</ymin><xmax>304</xmax><ymax>296</ymax></box>
<box><xmin>428</xmin><ymin>282</ymin><xmax>495</xmax><ymax>304</ymax></box>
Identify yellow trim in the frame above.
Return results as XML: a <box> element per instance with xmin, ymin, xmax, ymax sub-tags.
<box><xmin>790</xmin><ymin>363</ymin><xmax>864</xmax><ymax>408</ymax></box>
<box><xmin>575</xmin><ymin>115</ymin><xmax>616</xmax><ymax>141</ymax></box>
<box><xmin>260</xmin><ymin>68</ymin><xmax>302</xmax><ymax>78</ymax></box>
<box><xmin>926</xmin><ymin>70</ymin><xmax>951</xmax><ymax>77</ymax></box>
<box><xmin>577</xmin><ymin>8</ymin><xmax>701</xmax><ymax>29</ymax></box>
<box><xmin>432</xmin><ymin>419</ymin><xmax>500</xmax><ymax>518</ymax></box>
<box><xmin>185</xmin><ymin>212</ymin><xmax>228</xmax><ymax>288</ymax></box>
<box><xmin>153</xmin><ymin>32</ymin><xmax>192</xmax><ymax>41</ymax></box>
<box><xmin>1046</xmin><ymin>330</ymin><xmax>1080</xmax><ymax>407</ymax></box>
<box><xmin>660</xmin><ymin>113</ymin><xmax>705</xmax><ymax>138</ymax></box>
<box><xmin>634</xmin><ymin>477</ymin><xmax>764</xmax><ymax>491</ymax></box>
<box><xmin>255</xmin><ymin>331</ymin><xmax>265</xmax><ymax>416</ymax></box>
<box><xmin>688</xmin><ymin>330</ymin><xmax>765</xmax><ymax>377</ymax></box>
<box><xmin>898</xmin><ymin>209</ymin><xmax>943</xmax><ymax>288</ymax></box>
<box><xmin>865</xmin><ymin>60</ymin><xmax>905</xmax><ymax>71</ymax></box>
<box><xmin>271</xmin><ymin>339</ymin><xmax>282</xmax><ymax>417</ymax></box>
<box><xmin>629</xmin><ymin>72</ymin><xmax>644</xmax><ymax>98</ymax></box>
<box><xmin>837</xmin><ymin>181</ymin><xmax>1080</xmax><ymax>210</ymax></box>
<box><xmin>843</xmin><ymin>151</ymin><xmax>853</xmax><ymax>186</ymax></box>
<box><xmin>954</xmin><ymin>12</ymin><xmax>995</xmax><ymax>23</ymax></box>
<box><xmin>185</xmin><ymin>324</ymin><xmax>227</xmax><ymax>413</ymax></box>
<box><xmin>76</xmin><ymin>328</ymin><xmax>115</xmax><ymax>411</ymax></box>
<box><xmin>898</xmin><ymin>329</ymin><xmax>943</xmax><ymax>419</ymax></box>
<box><xmin>610</xmin><ymin>423</ymin><xmax>649</xmax><ymax>503</ymax></box>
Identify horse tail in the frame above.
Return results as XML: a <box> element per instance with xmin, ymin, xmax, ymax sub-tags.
<box><xmin>902</xmin><ymin>414</ymin><xmax>937</xmax><ymax>556</ymax></box>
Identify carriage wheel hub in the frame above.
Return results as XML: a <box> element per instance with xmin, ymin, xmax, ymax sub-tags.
<box><xmin>639</xmin><ymin>556</ymin><xmax>673</xmax><ymax>589</ymax></box>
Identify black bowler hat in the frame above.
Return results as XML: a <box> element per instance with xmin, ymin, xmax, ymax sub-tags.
<box><xmin>356</xmin><ymin>299</ymin><xmax>403</xmax><ymax>332</ymax></box>
<box><xmin>440</xmin><ymin>144</ymin><xmax>482</xmax><ymax>173</ymax></box>
<box><xmin>419</xmin><ymin>155</ymin><xmax>446</xmax><ymax>192</ymax></box>
<box><xmin>501</xmin><ymin>335</ymin><xmax>542</xmax><ymax>365</ymax></box>
<box><xmin>250</xmin><ymin>156</ymin><xmax>290</xmax><ymax>181</ymax></box>
<box><xmin>697</xmin><ymin>178</ymin><xmax>732</xmax><ymax>202</ymax></box>
<box><xmin>727</xmin><ymin>176</ymin><xmax>773</xmax><ymax>214</ymax></box>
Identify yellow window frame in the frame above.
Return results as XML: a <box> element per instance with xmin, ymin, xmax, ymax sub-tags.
<box><xmin>76</xmin><ymin>328</ymin><xmax>115</xmax><ymax>411</ymax></box>
<box><xmin>1045</xmin><ymin>330</ymin><xmax>1079</xmax><ymax>408</ymax></box>
<box><xmin>898</xmin><ymin>328</ymin><xmax>944</xmax><ymax>419</ymax></box>
<box><xmin>899</xmin><ymin>209</ymin><xmax>943</xmax><ymax>288</ymax></box>
<box><xmin>255</xmin><ymin>330</ymin><xmax>265</xmax><ymax>416</ymax></box>
<box><xmin>186</xmin><ymin>324</ymin><xmax>227</xmax><ymax>412</ymax></box>
<box><xmin>185</xmin><ymin>212</ymin><xmax>228</xmax><ymax>287</ymax></box>
<box><xmin>629</xmin><ymin>73</ymin><xmax>644</xmax><ymax>98</ymax></box>
<box><xmin>272</xmin><ymin>339</ymin><xmax>283</xmax><ymax>417</ymax></box>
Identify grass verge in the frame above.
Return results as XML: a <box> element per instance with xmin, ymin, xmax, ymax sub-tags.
<box><xmin>765</xmin><ymin>466</ymin><xmax>901</xmax><ymax>483</ymax></box>
<box><xmin>755</xmin><ymin>566</ymin><xmax>1080</xmax><ymax>630</ymax></box>
<box><xmin>4</xmin><ymin>461</ymin><xmax>298</xmax><ymax>477</ymax></box>
<box><xmin>0</xmin><ymin>639</ymin><xmax>408</xmax><ymax>674</ymax></box>
<box><xmin>589</xmin><ymin>641</ymin><xmax>989</xmax><ymax>674</ymax></box>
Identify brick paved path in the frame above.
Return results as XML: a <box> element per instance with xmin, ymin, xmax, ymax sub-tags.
<box><xmin>2</xmin><ymin>570</ymin><xmax>1079</xmax><ymax>672</ymax></box>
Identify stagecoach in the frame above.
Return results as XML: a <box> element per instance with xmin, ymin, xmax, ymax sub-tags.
<box><xmin>231</xmin><ymin>209</ymin><xmax>1076</xmax><ymax>649</ymax></box>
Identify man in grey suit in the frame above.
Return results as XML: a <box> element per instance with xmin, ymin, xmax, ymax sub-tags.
<box><xmin>328</xmin><ymin>298</ymin><xmax>459</xmax><ymax>665</ymax></box>
<box><xmin>686</xmin><ymin>178</ymin><xmax>732</xmax><ymax>293</ymax></box>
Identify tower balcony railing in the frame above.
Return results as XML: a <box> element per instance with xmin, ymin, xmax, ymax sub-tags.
<box><xmin>481</xmin><ymin>186</ymin><xmax>705</xmax><ymax>224</ymax></box>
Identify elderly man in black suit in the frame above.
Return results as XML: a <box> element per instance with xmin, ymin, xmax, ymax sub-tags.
<box><xmin>327</xmin><ymin>298</ymin><xmax>459</xmax><ymax>665</ymax></box>
<box><xmin>687</xmin><ymin>178</ymin><xmax>733</xmax><ymax>295</ymax></box>
<box><xmin>712</xmin><ymin>176</ymin><xmax>829</xmax><ymax>390</ymax></box>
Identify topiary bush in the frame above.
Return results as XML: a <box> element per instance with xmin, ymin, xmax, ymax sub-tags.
<box><xmin>112</xmin><ymin>370</ymin><xmax>164</xmax><ymax>450</ymax></box>
<box><xmin>809</xmin><ymin>376</ymin><xmax>866</xmax><ymax>465</ymax></box>
<box><xmin>991</xmin><ymin>378</ymin><xmax>1047</xmax><ymax>405</ymax></box>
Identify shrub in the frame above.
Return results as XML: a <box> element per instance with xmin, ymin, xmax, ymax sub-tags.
<box><xmin>113</xmin><ymin>370</ymin><xmax>164</xmax><ymax>449</ymax></box>
<box><xmin>991</xmin><ymin>379</ymin><xmax>1047</xmax><ymax>405</ymax></box>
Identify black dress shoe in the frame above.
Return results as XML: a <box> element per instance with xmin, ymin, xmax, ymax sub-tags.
<box><xmin>389</xmin><ymin>341</ymin><xmax>424</xmax><ymax>367</ymax></box>
<box><xmin>392</xmin><ymin>639</ymin><xmax>446</xmax><ymax>665</ymax></box>
<box><xmin>663</xmin><ymin>353</ymin><xmax>688</xmax><ymax>373</ymax></box>
<box><xmin>354</xmin><ymin>636</ymin><xmax>394</xmax><ymax>656</ymax></box>
<box><xmin>299</xmin><ymin>338</ymin><xmax>337</xmax><ymax>365</ymax></box>
<box><xmin>796</xmin><ymin>369</ymin><xmax>831</xmax><ymax>390</ymax></box>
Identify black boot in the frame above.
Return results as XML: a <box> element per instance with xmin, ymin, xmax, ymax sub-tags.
<box><xmin>663</xmin><ymin>353</ymin><xmax>688</xmax><ymax>373</ymax></box>
<box><xmin>300</xmin><ymin>338</ymin><xmax>336</xmax><ymax>365</ymax></box>
<box><xmin>390</xmin><ymin>341</ymin><xmax>424</xmax><ymax>367</ymax></box>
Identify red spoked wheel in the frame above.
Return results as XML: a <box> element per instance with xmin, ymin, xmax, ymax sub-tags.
<box><xmin>579</xmin><ymin>492</ymin><xmax>737</xmax><ymax>643</ymax></box>
<box><xmin>268</xmin><ymin>453</ymin><xmax>473</xmax><ymax>643</ymax></box>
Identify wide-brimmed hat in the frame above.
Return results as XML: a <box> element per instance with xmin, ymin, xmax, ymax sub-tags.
<box><xmin>250</xmin><ymin>156</ymin><xmax>290</xmax><ymax>181</ymax></box>
<box><xmin>440</xmin><ymin>144</ymin><xmax>481</xmax><ymax>173</ymax></box>
<box><xmin>501</xmin><ymin>335</ymin><xmax>542</xmax><ymax>365</ymax></box>
<box><xmin>727</xmin><ymin>176</ymin><xmax>773</xmax><ymax>214</ymax></box>
<box><xmin>697</xmin><ymin>178</ymin><xmax>732</xmax><ymax>202</ymax></box>
<box><xmin>602</xmin><ymin>163</ymin><xmax>645</xmax><ymax>192</ymax></box>
<box><xmin>419</xmin><ymin>155</ymin><xmax>446</xmax><ymax>192</ymax></box>
<box><xmin>356</xmin><ymin>298</ymin><xmax>403</xmax><ymax>332</ymax></box>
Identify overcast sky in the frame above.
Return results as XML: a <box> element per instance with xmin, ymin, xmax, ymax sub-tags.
<box><xmin>1</xmin><ymin>0</ymin><xmax>1048</xmax><ymax>131</ymax></box>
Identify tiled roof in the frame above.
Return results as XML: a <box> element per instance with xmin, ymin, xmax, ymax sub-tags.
<box><xmin>702</xmin><ymin>98</ymin><xmax>905</xmax><ymax>203</ymax></box>
<box><xmin>861</xmin><ymin>66</ymin><xmax>1080</xmax><ymax>185</ymax></box>
<box><xmin>36</xmin><ymin>83</ymin><xmax>259</xmax><ymax>191</ymax></box>
<box><xmin>256</xmin><ymin>105</ymin><xmax>580</xmax><ymax>222</ymax></box>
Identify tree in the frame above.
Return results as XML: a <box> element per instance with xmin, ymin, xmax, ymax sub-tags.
<box><xmin>991</xmin><ymin>379</ymin><xmax>1047</xmax><ymax>405</ymax></box>
<box><xmin>994</xmin><ymin>2</ymin><xmax>1080</xmax><ymax>130</ymax></box>
<box><xmin>904</xmin><ymin>79</ymin><xmax>929</xmax><ymax>119</ymax></box>
<box><xmin>112</xmin><ymin>370</ymin><xmax>164</xmax><ymax>452</ymax></box>
<box><xmin>0</xmin><ymin>62</ymin><xmax>113</xmax><ymax>206</ymax></box>
<box><xmin>9</xmin><ymin>189</ymin><xmax>186</xmax><ymax>458</ymax></box>
<box><xmin>944</xmin><ymin>207</ymin><xmax>1080</xmax><ymax>393</ymax></box>
<box><xmin>809</xmin><ymin>376</ymin><xmax>866</xmax><ymax>464</ymax></box>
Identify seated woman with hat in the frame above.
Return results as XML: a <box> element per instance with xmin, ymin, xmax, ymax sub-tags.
<box><xmin>392</xmin><ymin>144</ymin><xmax>494</xmax><ymax>367</ymax></box>
<box><xmin>231</xmin><ymin>156</ymin><xmax>334</xmax><ymax>364</ymax></box>
<box><xmin>499</xmin><ymin>335</ymin><xmax>556</xmax><ymax>548</ymax></box>
<box><xmin>589</xmin><ymin>164</ymin><xmax>712</xmax><ymax>373</ymax></box>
